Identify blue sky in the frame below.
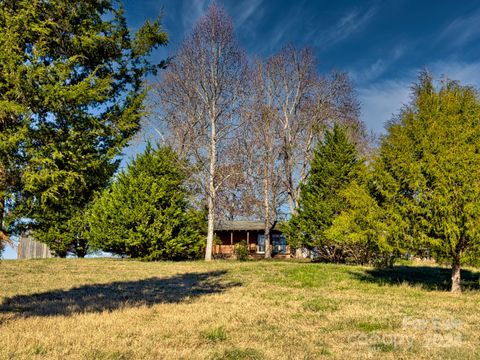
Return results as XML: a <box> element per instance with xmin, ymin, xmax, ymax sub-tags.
<box><xmin>3</xmin><ymin>0</ymin><xmax>480</xmax><ymax>259</ymax></box>
<box><xmin>122</xmin><ymin>0</ymin><xmax>480</xmax><ymax>134</ymax></box>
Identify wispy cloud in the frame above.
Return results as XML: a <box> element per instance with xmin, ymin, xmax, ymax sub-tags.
<box><xmin>247</xmin><ymin>0</ymin><xmax>307</xmax><ymax>55</ymax></box>
<box><xmin>232</xmin><ymin>0</ymin><xmax>264</xmax><ymax>29</ymax></box>
<box><xmin>181</xmin><ymin>0</ymin><xmax>210</xmax><ymax>31</ymax></box>
<box><xmin>358</xmin><ymin>60</ymin><xmax>480</xmax><ymax>134</ymax></box>
<box><xmin>439</xmin><ymin>8</ymin><xmax>480</xmax><ymax>48</ymax></box>
<box><xmin>359</xmin><ymin>78</ymin><xmax>411</xmax><ymax>134</ymax></box>
<box><xmin>351</xmin><ymin>44</ymin><xmax>407</xmax><ymax>84</ymax></box>
<box><xmin>178</xmin><ymin>0</ymin><xmax>264</xmax><ymax>43</ymax></box>
<box><xmin>317</xmin><ymin>5</ymin><xmax>377</xmax><ymax>49</ymax></box>
<box><xmin>268</xmin><ymin>21</ymin><xmax>292</xmax><ymax>51</ymax></box>
<box><xmin>429</xmin><ymin>60</ymin><xmax>480</xmax><ymax>88</ymax></box>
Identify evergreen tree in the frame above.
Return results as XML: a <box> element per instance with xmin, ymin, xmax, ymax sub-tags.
<box><xmin>323</xmin><ymin>165</ymin><xmax>401</xmax><ymax>266</ymax></box>
<box><xmin>380</xmin><ymin>72</ymin><xmax>480</xmax><ymax>292</ymax></box>
<box><xmin>0</xmin><ymin>0</ymin><xmax>168</xmax><ymax>256</ymax></box>
<box><xmin>282</xmin><ymin>125</ymin><xmax>360</xmax><ymax>261</ymax></box>
<box><xmin>86</xmin><ymin>145</ymin><xmax>206</xmax><ymax>261</ymax></box>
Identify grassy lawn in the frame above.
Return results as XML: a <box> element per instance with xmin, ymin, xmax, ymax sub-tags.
<box><xmin>0</xmin><ymin>259</ymin><xmax>479</xmax><ymax>359</ymax></box>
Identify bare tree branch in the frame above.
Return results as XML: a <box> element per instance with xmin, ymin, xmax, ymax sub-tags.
<box><xmin>152</xmin><ymin>4</ymin><xmax>248</xmax><ymax>260</ymax></box>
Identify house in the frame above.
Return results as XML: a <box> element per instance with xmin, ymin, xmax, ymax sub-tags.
<box><xmin>214</xmin><ymin>220</ymin><xmax>290</xmax><ymax>258</ymax></box>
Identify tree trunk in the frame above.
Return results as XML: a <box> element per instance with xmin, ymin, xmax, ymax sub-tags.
<box><xmin>286</xmin><ymin>185</ymin><xmax>304</xmax><ymax>259</ymax></box>
<box><xmin>205</xmin><ymin>116</ymin><xmax>217</xmax><ymax>261</ymax></box>
<box><xmin>451</xmin><ymin>258</ymin><xmax>461</xmax><ymax>293</ymax></box>
<box><xmin>0</xmin><ymin>194</ymin><xmax>7</xmax><ymax>244</ymax></box>
<box><xmin>264</xmin><ymin>226</ymin><xmax>272</xmax><ymax>259</ymax></box>
<box><xmin>205</xmin><ymin>204</ymin><xmax>214</xmax><ymax>261</ymax></box>
<box><xmin>0</xmin><ymin>194</ymin><xmax>4</xmax><ymax>234</ymax></box>
<box><xmin>263</xmin><ymin>174</ymin><xmax>272</xmax><ymax>259</ymax></box>
<box><xmin>74</xmin><ymin>238</ymin><xmax>88</xmax><ymax>258</ymax></box>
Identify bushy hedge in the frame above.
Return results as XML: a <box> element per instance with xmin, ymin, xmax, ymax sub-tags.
<box><xmin>85</xmin><ymin>145</ymin><xmax>205</xmax><ymax>260</ymax></box>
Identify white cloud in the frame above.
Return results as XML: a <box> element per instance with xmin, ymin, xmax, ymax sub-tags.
<box><xmin>246</xmin><ymin>0</ymin><xmax>307</xmax><ymax>55</ymax></box>
<box><xmin>181</xmin><ymin>0</ymin><xmax>210</xmax><ymax>30</ymax></box>
<box><xmin>351</xmin><ymin>44</ymin><xmax>407</xmax><ymax>84</ymax></box>
<box><xmin>179</xmin><ymin>0</ymin><xmax>264</xmax><ymax>44</ymax></box>
<box><xmin>317</xmin><ymin>5</ymin><xmax>377</xmax><ymax>49</ymax></box>
<box><xmin>233</xmin><ymin>0</ymin><xmax>263</xmax><ymax>29</ymax></box>
<box><xmin>429</xmin><ymin>60</ymin><xmax>480</xmax><ymax>88</ymax></box>
<box><xmin>359</xmin><ymin>78</ymin><xmax>411</xmax><ymax>134</ymax></box>
<box><xmin>358</xmin><ymin>60</ymin><xmax>480</xmax><ymax>135</ymax></box>
<box><xmin>440</xmin><ymin>8</ymin><xmax>480</xmax><ymax>48</ymax></box>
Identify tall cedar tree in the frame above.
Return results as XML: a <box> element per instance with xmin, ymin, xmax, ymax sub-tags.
<box><xmin>86</xmin><ymin>145</ymin><xmax>205</xmax><ymax>260</ymax></box>
<box><xmin>0</xmin><ymin>0</ymin><xmax>168</xmax><ymax>256</ymax></box>
<box><xmin>282</xmin><ymin>125</ymin><xmax>360</xmax><ymax>260</ymax></box>
<box><xmin>380</xmin><ymin>72</ymin><xmax>480</xmax><ymax>292</ymax></box>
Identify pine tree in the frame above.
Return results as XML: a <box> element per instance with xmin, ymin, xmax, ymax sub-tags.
<box><xmin>380</xmin><ymin>72</ymin><xmax>480</xmax><ymax>292</ymax></box>
<box><xmin>0</xmin><ymin>0</ymin><xmax>168</xmax><ymax>256</ymax></box>
<box><xmin>86</xmin><ymin>145</ymin><xmax>206</xmax><ymax>260</ymax></box>
<box><xmin>282</xmin><ymin>125</ymin><xmax>360</xmax><ymax>261</ymax></box>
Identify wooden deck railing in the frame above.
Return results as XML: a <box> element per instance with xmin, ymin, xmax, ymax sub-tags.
<box><xmin>213</xmin><ymin>244</ymin><xmax>290</xmax><ymax>257</ymax></box>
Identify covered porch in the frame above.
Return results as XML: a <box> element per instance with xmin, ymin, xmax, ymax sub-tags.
<box><xmin>213</xmin><ymin>220</ymin><xmax>290</xmax><ymax>259</ymax></box>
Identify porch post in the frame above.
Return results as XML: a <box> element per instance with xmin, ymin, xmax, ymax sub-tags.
<box><xmin>247</xmin><ymin>231</ymin><xmax>249</xmax><ymax>245</ymax></box>
<box><xmin>230</xmin><ymin>231</ymin><xmax>233</xmax><ymax>245</ymax></box>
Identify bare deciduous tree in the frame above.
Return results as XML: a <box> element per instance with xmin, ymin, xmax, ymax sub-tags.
<box><xmin>230</xmin><ymin>47</ymin><xmax>364</xmax><ymax>259</ymax></box>
<box><xmin>154</xmin><ymin>5</ymin><xmax>247</xmax><ymax>260</ymax></box>
<box><xmin>264</xmin><ymin>46</ymin><xmax>363</xmax><ymax>212</ymax></box>
<box><xmin>262</xmin><ymin>46</ymin><xmax>319</xmax><ymax>216</ymax></box>
<box><xmin>215</xmin><ymin>158</ymin><xmax>257</xmax><ymax>221</ymax></box>
<box><xmin>238</xmin><ymin>60</ymin><xmax>285</xmax><ymax>258</ymax></box>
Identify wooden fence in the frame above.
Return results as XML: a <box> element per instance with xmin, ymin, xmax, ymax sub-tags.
<box><xmin>17</xmin><ymin>233</ymin><xmax>54</xmax><ymax>259</ymax></box>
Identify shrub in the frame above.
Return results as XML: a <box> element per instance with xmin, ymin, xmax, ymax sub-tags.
<box><xmin>234</xmin><ymin>241</ymin><xmax>249</xmax><ymax>261</ymax></box>
<box><xmin>86</xmin><ymin>145</ymin><xmax>205</xmax><ymax>260</ymax></box>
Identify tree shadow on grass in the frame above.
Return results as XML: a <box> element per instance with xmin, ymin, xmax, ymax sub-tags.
<box><xmin>350</xmin><ymin>266</ymin><xmax>480</xmax><ymax>291</ymax></box>
<box><xmin>0</xmin><ymin>270</ymin><xmax>240</xmax><ymax>317</ymax></box>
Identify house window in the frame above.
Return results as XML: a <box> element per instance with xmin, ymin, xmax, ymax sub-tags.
<box><xmin>257</xmin><ymin>234</ymin><xmax>287</xmax><ymax>254</ymax></box>
<box><xmin>272</xmin><ymin>234</ymin><xmax>287</xmax><ymax>254</ymax></box>
<box><xmin>257</xmin><ymin>234</ymin><xmax>265</xmax><ymax>253</ymax></box>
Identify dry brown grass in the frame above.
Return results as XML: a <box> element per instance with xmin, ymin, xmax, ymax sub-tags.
<box><xmin>0</xmin><ymin>259</ymin><xmax>479</xmax><ymax>359</ymax></box>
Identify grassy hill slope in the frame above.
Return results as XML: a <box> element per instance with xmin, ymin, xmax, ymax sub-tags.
<box><xmin>0</xmin><ymin>259</ymin><xmax>479</xmax><ymax>359</ymax></box>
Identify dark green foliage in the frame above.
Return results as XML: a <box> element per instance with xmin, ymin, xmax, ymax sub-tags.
<box><xmin>283</xmin><ymin>125</ymin><xmax>397</xmax><ymax>265</ymax></box>
<box><xmin>0</xmin><ymin>0</ymin><xmax>168</xmax><ymax>256</ymax></box>
<box><xmin>282</xmin><ymin>125</ymin><xmax>361</xmax><ymax>261</ymax></box>
<box><xmin>86</xmin><ymin>146</ymin><xmax>206</xmax><ymax>260</ymax></box>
